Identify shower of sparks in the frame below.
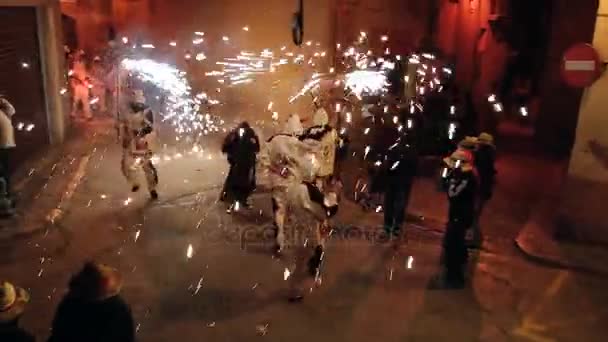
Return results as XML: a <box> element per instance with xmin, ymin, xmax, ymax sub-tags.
<box><xmin>344</xmin><ymin>70</ymin><xmax>389</xmax><ymax>98</ymax></box>
<box><xmin>289</xmin><ymin>78</ymin><xmax>321</xmax><ymax>103</ymax></box>
<box><xmin>121</xmin><ymin>58</ymin><xmax>221</xmax><ymax>137</ymax></box>
<box><xmin>283</xmin><ymin>268</ymin><xmax>291</xmax><ymax>280</ymax></box>
<box><xmin>134</xmin><ymin>230</ymin><xmax>141</xmax><ymax>242</ymax></box>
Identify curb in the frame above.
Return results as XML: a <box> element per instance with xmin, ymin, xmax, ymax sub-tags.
<box><xmin>514</xmin><ymin>236</ymin><xmax>608</xmax><ymax>277</ymax></box>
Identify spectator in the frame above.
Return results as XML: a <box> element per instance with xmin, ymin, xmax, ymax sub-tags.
<box><xmin>383</xmin><ymin>136</ymin><xmax>418</xmax><ymax>238</ymax></box>
<box><xmin>48</xmin><ymin>262</ymin><xmax>135</xmax><ymax>342</ymax></box>
<box><xmin>470</xmin><ymin>132</ymin><xmax>497</xmax><ymax>248</ymax></box>
<box><xmin>0</xmin><ymin>281</ymin><xmax>35</xmax><ymax>342</ymax></box>
<box><xmin>0</xmin><ymin>96</ymin><xmax>16</xmax><ymax>210</ymax></box>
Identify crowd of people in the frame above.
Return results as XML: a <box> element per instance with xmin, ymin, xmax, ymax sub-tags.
<box><xmin>1</xmin><ymin>262</ymin><xmax>135</xmax><ymax>342</ymax></box>
<box><xmin>219</xmin><ymin>97</ymin><xmax>497</xmax><ymax>292</ymax></box>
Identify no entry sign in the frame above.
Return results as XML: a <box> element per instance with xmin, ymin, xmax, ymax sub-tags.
<box><xmin>561</xmin><ymin>43</ymin><xmax>604</xmax><ymax>88</ymax></box>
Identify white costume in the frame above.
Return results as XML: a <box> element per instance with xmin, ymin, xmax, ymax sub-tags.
<box><xmin>0</xmin><ymin>98</ymin><xmax>16</xmax><ymax>149</ymax></box>
<box><xmin>119</xmin><ymin>90</ymin><xmax>158</xmax><ymax>198</ymax></box>
<box><xmin>300</xmin><ymin>108</ymin><xmax>338</xmax><ymax>187</ymax></box>
<box><xmin>71</xmin><ymin>59</ymin><xmax>92</xmax><ymax>120</ymax></box>
<box><xmin>260</xmin><ymin>114</ymin><xmax>342</xmax><ymax>300</ymax></box>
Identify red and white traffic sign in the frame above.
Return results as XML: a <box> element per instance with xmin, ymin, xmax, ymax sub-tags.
<box><xmin>561</xmin><ymin>43</ymin><xmax>604</xmax><ymax>88</ymax></box>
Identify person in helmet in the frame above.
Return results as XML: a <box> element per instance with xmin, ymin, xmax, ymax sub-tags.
<box><xmin>119</xmin><ymin>90</ymin><xmax>158</xmax><ymax>200</ymax></box>
<box><xmin>470</xmin><ymin>132</ymin><xmax>497</xmax><ymax>248</ymax></box>
<box><xmin>435</xmin><ymin>149</ymin><xmax>477</xmax><ymax>288</ymax></box>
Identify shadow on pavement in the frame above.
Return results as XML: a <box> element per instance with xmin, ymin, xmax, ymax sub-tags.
<box><xmin>405</xmin><ymin>252</ymin><xmax>483</xmax><ymax>341</ymax></box>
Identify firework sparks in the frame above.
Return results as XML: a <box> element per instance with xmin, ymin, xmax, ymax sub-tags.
<box><xmin>187</xmin><ymin>244</ymin><xmax>194</xmax><ymax>259</ymax></box>
<box><xmin>344</xmin><ymin>70</ymin><xmax>389</xmax><ymax>98</ymax></box>
<box><xmin>407</xmin><ymin>256</ymin><xmax>414</xmax><ymax>269</ymax></box>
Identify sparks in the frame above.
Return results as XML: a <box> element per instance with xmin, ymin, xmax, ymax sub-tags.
<box><xmin>345</xmin><ymin>112</ymin><xmax>352</xmax><ymax>123</ymax></box>
<box><xmin>283</xmin><ymin>268</ymin><xmax>291</xmax><ymax>280</ymax></box>
<box><xmin>407</xmin><ymin>256</ymin><xmax>414</xmax><ymax>269</ymax></box>
<box><xmin>364</xmin><ymin>146</ymin><xmax>371</xmax><ymax>159</ymax></box>
<box><xmin>344</xmin><ymin>70</ymin><xmax>389</xmax><ymax>98</ymax></box>
<box><xmin>195</xmin><ymin>53</ymin><xmax>207</xmax><ymax>61</ymax></box>
<box><xmin>187</xmin><ymin>244</ymin><xmax>194</xmax><ymax>259</ymax></box>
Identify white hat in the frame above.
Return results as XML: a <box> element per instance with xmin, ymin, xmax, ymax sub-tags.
<box><xmin>0</xmin><ymin>281</ymin><xmax>29</xmax><ymax>322</ymax></box>
<box><xmin>284</xmin><ymin>114</ymin><xmax>303</xmax><ymax>135</ymax></box>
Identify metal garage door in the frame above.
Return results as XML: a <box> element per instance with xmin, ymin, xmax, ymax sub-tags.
<box><xmin>0</xmin><ymin>6</ymin><xmax>48</xmax><ymax>168</ymax></box>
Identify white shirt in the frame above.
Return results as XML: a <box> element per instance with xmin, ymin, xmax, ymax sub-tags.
<box><xmin>0</xmin><ymin>99</ymin><xmax>16</xmax><ymax>148</ymax></box>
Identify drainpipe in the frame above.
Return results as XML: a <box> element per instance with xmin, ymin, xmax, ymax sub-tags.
<box><xmin>37</xmin><ymin>0</ymin><xmax>67</xmax><ymax>144</ymax></box>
